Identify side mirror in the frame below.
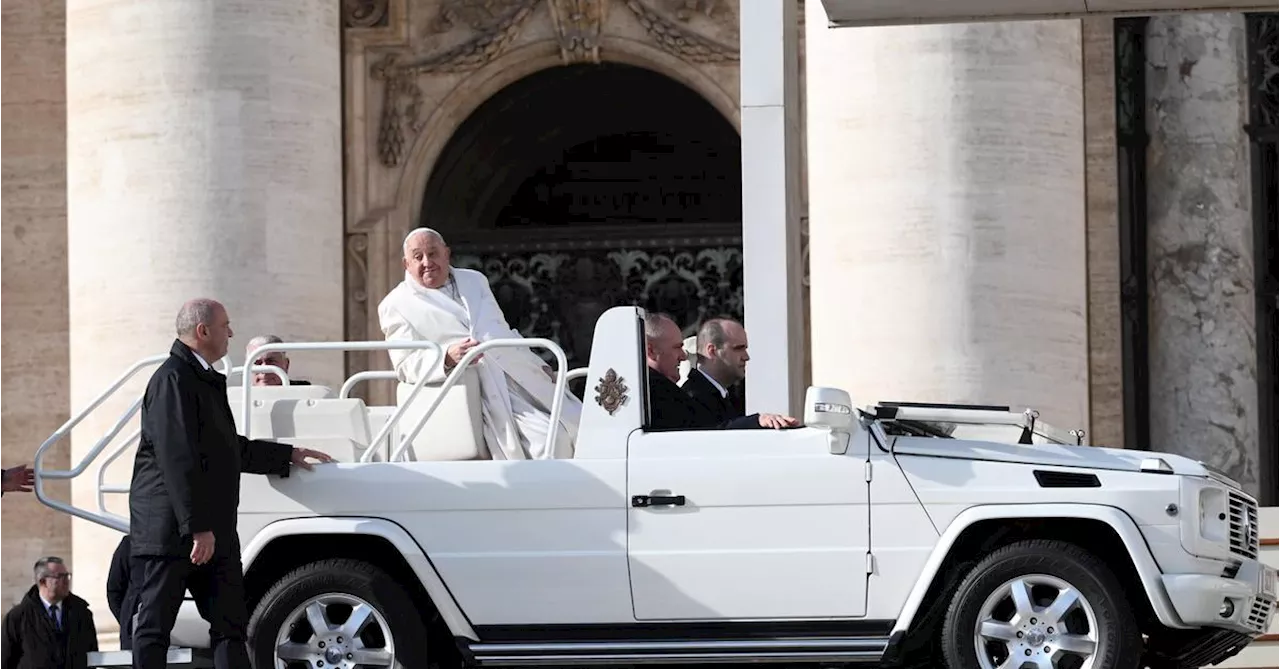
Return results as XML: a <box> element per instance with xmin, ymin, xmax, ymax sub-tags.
<box><xmin>804</xmin><ymin>387</ymin><xmax>855</xmax><ymax>454</ymax></box>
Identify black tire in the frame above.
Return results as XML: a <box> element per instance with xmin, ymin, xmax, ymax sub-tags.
<box><xmin>247</xmin><ymin>558</ymin><xmax>431</xmax><ymax>669</ymax></box>
<box><xmin>940</xmin><ymin>539</ymin><xmax>1141</xmax><ymax>669</ymax></box>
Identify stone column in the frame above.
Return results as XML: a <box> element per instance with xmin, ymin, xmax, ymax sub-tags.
<box><xmin>1145</xmin><ymin>14</ymin><xmax>1257</xmax><ymax>491</ymax></box>
<box><xmin>741</xmin><ymin>0</ymin><xmax>807</xmax><ymax>416</ymax></box>
<box><xmin>2</xmin><ymin>0</ymin><xmax>73</xmax><ymax>608</ymax></box>
<box><xmin>805</xmin><ymin>10</ymin><xmax>1090</xmax><ymax>431</ymax></box>
<box><xmin>67</xmin><ymin>0</ymin><xmax>343</xmax><ymax>629</ymax></box>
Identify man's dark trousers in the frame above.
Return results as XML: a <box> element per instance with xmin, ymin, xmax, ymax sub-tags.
<box><xmin>132</xmin><ymin>546</ymin><xmax>250</xmax><ymax>668</ymax></box>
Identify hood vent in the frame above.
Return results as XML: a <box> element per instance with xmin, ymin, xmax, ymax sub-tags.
<box><xmin>1033</xmin><ymin>470</ymin><xmax>1102</xmax><ymax>488</ymax></box>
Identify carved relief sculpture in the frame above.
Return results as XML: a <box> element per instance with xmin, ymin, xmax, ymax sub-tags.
<box><xmin>367</xmin><ymin>0</ymin><xmax>739</xmax><ymax>167</ymax></box>
<box><xmin>548</xmin><ymin>0</ymin><xmax>608</xmax><ymax>64</ymax></box>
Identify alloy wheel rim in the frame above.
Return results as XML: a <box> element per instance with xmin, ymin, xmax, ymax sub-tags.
<box><xmin>274</xmin><ymin>592</ymin><xmax>395</xmax><ymax>669</ymax></box>
<box><xmin>973</xmin><ymin>573</ymin><xmax>1100</xmax><ymax>669</ymax></box>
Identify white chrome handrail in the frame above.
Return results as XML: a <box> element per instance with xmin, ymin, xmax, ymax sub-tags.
<box><xmin>339</xmin><ymin>370</ymin><xmax>400</xmax><ymax>399</ymax></box>
<box><xmin>565</xmin><ymin>367</ymin><xmax>588</xmax><ymax>383</ymax></box>
<box><xmin>242</xmin><ymin>341</ymin><xmax>444</xmax><ymax>453</ymax></box>
<box><xmin>34</xmin><ymin>354</ymin><xmax>168</xmax><ymax>533</ymax></box>
<box><xmin>95</xmin><ymin>428</ymin><xmax>141</xmax><ymax>518</ymax></box>
<box><xmin>389</xmin><ymin>338</ymin><xmax>569</xmax><ymax>462</ymax></box>
<box><xmin>229</xmin><ymin>364</ymin><xmax>291</xmax><ymax>386</ymax></box>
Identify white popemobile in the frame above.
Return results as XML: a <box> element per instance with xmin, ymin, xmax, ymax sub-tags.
<box><xmin>37</xmin><ymin>306</ymin><xmax>1277</xmax><ymax>669</ymax></box>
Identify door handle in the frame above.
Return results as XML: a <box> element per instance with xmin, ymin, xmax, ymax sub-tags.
<box><xmin>631</xmin><ymin>494</ymin><xmax>686</xmax><ymax>508</ymax></box>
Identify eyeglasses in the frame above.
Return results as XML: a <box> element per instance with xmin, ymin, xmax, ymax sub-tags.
<box><xmin>43</xmin><ymin>573</ymin><xmax>71</xmax><ymax>582</ymax></box>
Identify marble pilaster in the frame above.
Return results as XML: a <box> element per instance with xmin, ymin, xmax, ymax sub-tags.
<box><xmin>1</xmin><ymin>0</ymin><xmax>73</xmax><ymax>609</ymax></box>
<box><xmin>1145</xmin><ymin>13</ymin><xmax>1258</xmax><ymax>491</ymax></box>
<box><xmin>66</xmin><ymin>0</ymin><xmax>344</xmax><ymax>626</ymax></box>
<box><xmin>805</xmin><ymin>12</ymin><xmax>1091</xmax><ymax>432</ymax></box>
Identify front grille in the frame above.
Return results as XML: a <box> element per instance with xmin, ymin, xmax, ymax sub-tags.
<box><xmin>1246</xmin><ymin>597</ymin><xmax>1275</xmax><ymax>634</ymax></box>
<box><xmin>1228</xmin><ymin>492</ymin><xmax>1260</xmax><ymax>558</ymax></box>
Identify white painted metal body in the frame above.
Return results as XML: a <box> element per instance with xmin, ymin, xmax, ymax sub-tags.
<box><xmin>34</xmin><ymin>306</ymin><xmax>1277</xmax><ymax>666</ymax></box>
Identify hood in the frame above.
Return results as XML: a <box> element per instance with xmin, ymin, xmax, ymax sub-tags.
<box><xmin>891</xmin><ymin>436</ymin><xmax>1214</xmax><ymax>478</ymax></box>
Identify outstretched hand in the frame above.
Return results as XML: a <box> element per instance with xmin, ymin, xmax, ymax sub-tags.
<box><xmin>1</xmin><ymin>465</ymin><xmax>35</xmax><ymax>493</ymax></box>
<box><xmin>291</xmin><ymin>447</ymin><xmax>336</xmax><ymax>471</ymax></box>
<box><xmin>758</xmin><ymin>413</ymin><xmax>800</xmax><ymax>429</ymax></box>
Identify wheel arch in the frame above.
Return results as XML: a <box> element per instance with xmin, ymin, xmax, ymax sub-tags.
<box><xmin>241</xmin><ymin>516</ymin><xmax>477</xmax><ymax>640</ymax></box>
<box><xmin>889</xmin><ymin>504</ymin><xmax>1186</xmax><ymax>640</ymax></box>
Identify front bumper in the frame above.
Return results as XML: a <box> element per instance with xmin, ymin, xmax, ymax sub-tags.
<box><xmin>1161</xmin><ymin>558</ymin><xmax>1277</xmax><ymax>635</ymax></box>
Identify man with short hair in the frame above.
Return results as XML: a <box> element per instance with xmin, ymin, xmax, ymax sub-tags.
<box><xmin>128</xmin><ymin>299</ymin><xmax>334</xmax><ymax>669</ymax></box>
<box><xmin>244</xmin><ymin>334</ymin><xmax>310</xmax><ymax>386</ymax></box>
<box><xmin>644</xmin><ymin>312</ymin><xmax>797</xmax><ymax>431</ymax></box>
<box><xmin>1</xmin><ymin>556</ymin><xmax>98</xmax><ymax>669</ymax></box>
<box><xmin>682</xmin><ymin>317</ymin><xmax>750</xmax><ymax>424</ymax></box>
<box><xmin>378</xmin><ymin>227</ymin><xmax>582</xmax><ymax>460</ymax></box>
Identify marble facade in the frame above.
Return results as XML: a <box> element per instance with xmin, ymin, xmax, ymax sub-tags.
<box><xmin>1</xmin><ymin>0</ymin><xmax>1274</xmax><ymax>638</ymax></box>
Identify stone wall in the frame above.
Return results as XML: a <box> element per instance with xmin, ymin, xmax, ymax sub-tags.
<box><xmin>1</xmin><ymin>0</ymin><xmax>72</xmax><ymax>608</ymax></box>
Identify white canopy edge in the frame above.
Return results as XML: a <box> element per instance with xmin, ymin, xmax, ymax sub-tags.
<box><xmin>817</xmin><ymin>0</ymin><xmax>1276</xmax><ymax>28</ymax></box>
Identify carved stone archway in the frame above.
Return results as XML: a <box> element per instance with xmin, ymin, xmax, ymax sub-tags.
<box><xmin>342</xmin><ymin>0</ymin><xmax>743</xmax><ymax>401</ymax></box>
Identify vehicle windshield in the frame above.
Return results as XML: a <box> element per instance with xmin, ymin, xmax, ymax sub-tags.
<box><xmin>882</xmin><ymin>419</ymin><xmax>1077</xmax><ymax>446</ymax></box>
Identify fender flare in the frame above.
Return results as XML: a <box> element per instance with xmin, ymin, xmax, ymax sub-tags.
<box><xmin>241</xmin><ymin>516</ymin><xmax>478</xmax><ymax>640</ymax></box>
<box><xmin>889</xmin><ymin>503</ymin><xmax>1186</xmax><ymax>637</ymax></box>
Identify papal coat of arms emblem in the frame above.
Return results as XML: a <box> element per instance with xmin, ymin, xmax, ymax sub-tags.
<box><xmin>594</xmin><ymin>368</ymin><xmax>628</xmax><ymax>415</ymax></box>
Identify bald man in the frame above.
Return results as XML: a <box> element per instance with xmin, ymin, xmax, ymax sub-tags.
<box><xmin>682</xmin><ymin>317</ymin><xmax>750</xmax><ymax>424</ymax></box>
<box><xmin>378</xmin><ymin>227</ymin><xmax>582</xmax><ymax>460</ymax></box>
<box><xmin>128</xmin><ymin>299</ymin><xmax>333</xmax><ymax>669</ymax></box>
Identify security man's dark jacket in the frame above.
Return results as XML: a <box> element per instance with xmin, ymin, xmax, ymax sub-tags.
<box><xmin>680</xmin><ymin>369</ymin><xmax>743</xmax><ymax>425</ymax></box>
<box><xmin>1</xmin><ymin>586</ymin><xmax>98</xmax><ymax>669</ymax></box>
<box><xmin>129</xmin><ymin>340</ymin><xmax>295</xmax><ymax>558</ymax></box>
<box><xmin>646</xmin><ymin>367</ymin><xmax>761</xmax><ymax>431</ymax></box>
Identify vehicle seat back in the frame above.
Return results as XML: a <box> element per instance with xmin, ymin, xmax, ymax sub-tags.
<box><xmin>395</xmin><ymin>366</ymin><xmax>485</xmax><ymax>461</ymax></box>
<box><xmin>233</xmin><ymin>394</ymin><xmax>373</xmax><ymax>463</ymax></box>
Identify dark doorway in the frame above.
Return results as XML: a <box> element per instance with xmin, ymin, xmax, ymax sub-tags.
<box><xmin>420</xmin><ymin>63</ymin><xmax>743</xmax><ymax>375</ymax></box>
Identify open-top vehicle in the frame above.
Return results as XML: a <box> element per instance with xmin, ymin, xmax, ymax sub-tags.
<box><xmin>37</xmin><ymin>306</ymin><xmax>1277</xmax><ymax>669</ymax></box>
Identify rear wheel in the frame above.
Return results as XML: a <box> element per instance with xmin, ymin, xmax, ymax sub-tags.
<box><xmin>247</xmin><ymin>558</ymin><xmax>430</xmax><ymax>669</ymax></box>
<box><xmin>940</xmin><ymin>539</ymin><xmax>1141</xmax><ymax>669</ymax></box>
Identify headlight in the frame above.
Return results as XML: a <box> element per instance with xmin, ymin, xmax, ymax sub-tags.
<box><xmin>1179</xmin><ymin>477</ymin><xmax>1234</xmax><ymax>561</ymax></box>
<box><xmin>1198</xmin><ymin>486</ymin><xmax>1229</xmax><ymax>544</ymax></box>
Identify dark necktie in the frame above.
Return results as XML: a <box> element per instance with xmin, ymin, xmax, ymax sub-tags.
<box><xmin>49</xmin><ymin>604</ymin><xmax>60</xmax><ymax>631</ymax></box>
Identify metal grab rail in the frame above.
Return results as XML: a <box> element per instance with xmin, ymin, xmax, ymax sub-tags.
<box><xmin>339</xmin><ymin>370</ymin><xmax>400</xmax><ymax>399</ymax></box>
<box><xmin>34</xmin><ymin>354</ymin><xmax>169</xmax><ymax>533</ymax></box>
<box><xmin>389</xmin><ymin>339</ymin><xmax>570</xmax><ymax>462</ymax></box>
<box><xmin>242</xmin><ymin>341</ymin><xmax>445</xmax><ymax>461</ymax></box>
<box><xmin>565</xmin><ymin>368</ymin><xmax>588</xmax><ymax>383</ymax></box>
<box><xmin>229</xmin><ymin>364</ymin><xmax>291</xmax><ymax>386</ymax></box>
<box><xmin>95</xmin><ymin>429</ymin><xmax>141</xmax><ymax>521</ymax></box>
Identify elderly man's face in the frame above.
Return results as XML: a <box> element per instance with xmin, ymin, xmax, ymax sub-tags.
<box><xmin>249</xmin><ymin>351</ymin><xmax>290</xmax><ymax>386</ymax></box>
<box><xmin>39</xmin><ymin>562</ymin><xmax>71</xmax><ymax>603</ymax></box>
<box><xmin>404</xmin><ymin>234</ymin><xmax>451</xmax><ymax>289</ymax></box>
<box><xmin>647</xmin><ymin>319</ymin><xmax>688</xmax><ymax>383</ymax></box>
<box><xmin>199</xmin><ymin>304</ymin><xmax>234</xmax><ymax>361</ymax></box>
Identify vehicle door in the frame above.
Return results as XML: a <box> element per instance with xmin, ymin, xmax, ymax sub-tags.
<box><xmin>626</xmin><ymin>424</ymin><xmax>871</xmax><ymax>620</ymax></box>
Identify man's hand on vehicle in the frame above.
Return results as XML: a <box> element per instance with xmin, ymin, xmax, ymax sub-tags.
<box><xmin>1</xmin><ymin>465</ymin><xmax>35</xmax><ymax>493</ymax></box>
<box><xmin>291</xmin><ymin>448</ymin><xmax>336</xmax><ymax>471</ymax></box>
<box><xmin>758</xmin><ymin>413</ymin><xmax>800</xmax><ymax>429</ymax></box>
<box><xmin>445</xmin><ymin>338</ymin><xmax>482</xmax><ymax>370</ymax></box>
<box><xmin>190</xmin><ymin>531</ymin><xmax>215</xmax><ymax>565</ymax></box>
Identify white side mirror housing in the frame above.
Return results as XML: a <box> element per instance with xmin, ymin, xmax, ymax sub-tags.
<box><xmin>804</xmin><ymin>387</ymin><xmax>855</xmax><ymax>454</ymax></box>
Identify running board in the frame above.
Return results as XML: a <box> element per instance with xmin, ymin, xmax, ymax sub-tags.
<box><xmin>466</xmin><ymin>637</ymin><xmax>890</xmax><ymax>666</ymax></box>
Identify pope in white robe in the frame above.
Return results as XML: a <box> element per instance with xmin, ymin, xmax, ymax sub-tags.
<box><xmin>378</xmin><ymin>227</ymin><xmax>582</xmax><ymax>460</ymax></box>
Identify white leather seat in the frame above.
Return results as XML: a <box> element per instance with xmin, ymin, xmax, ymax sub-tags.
<box><xmin>678</xmin><ymin>334</ymin><xmax>698</xmax><ymax>385</ymax></box>
<box><xmin>395</xmin><ymin>366</ymin><xmax>485</xmax><ymax>461</ymax></box>
<box><xmin>229</xmin><ymin>386</ymin><xmax>372</xmax><ymax>462</ymax></box>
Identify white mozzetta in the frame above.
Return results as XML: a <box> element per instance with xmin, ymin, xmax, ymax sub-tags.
<box><xmin>65</xmin><ymin>0</ymin><xmax>343</xmax><ymax>625</ymax></box>
<box><xmin>805</xmin><ymin>10</ymin><xmax>1091</xmax><ymax>434</ymax></box>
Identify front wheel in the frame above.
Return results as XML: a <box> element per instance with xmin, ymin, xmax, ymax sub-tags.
<box><xmin>247</xmin><ymin>558</ymin><xmax>430</xmax><ymax>669</ymax></box>
<box><xmin>940</xmin><ymin>539</ymin><xmax>1141</xmax><ymax>669</ymax></box>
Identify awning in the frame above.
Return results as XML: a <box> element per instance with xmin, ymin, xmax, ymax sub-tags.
<box><xmin>816</xmin><ymin>0</ymin><xmax>1274</xmax><ymax>28</ymax></box>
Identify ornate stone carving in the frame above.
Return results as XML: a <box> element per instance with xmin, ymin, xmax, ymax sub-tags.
<box><xmin>548</xmin><ymin>0</ymin><xmax>607</xmax><ymax>64</ymax></box>
<box><xmin>371</xmin><ymin>0</ymin><xmax>538</xmax><ymax>167</ymax></box>
<box><xmin>660</xmin><ymin>0</ymin><xmax>728</xmax><ymax>22</ymax></box>
<box><xmin>624</xmin><ymin>0</ymin><xmax>738</xmax><ymax>63</ymax></box>
<box><xmin>453</xmin><ymin>241</ymin><xmax>743</xmax><ymax>369</ymax></box>
<box><xmin>594</xmin><ymin>368</ymin><xmax>628</xmax><ymax>414</ymax></box>
<box><xmin>343</xmin><ymin>0</ymin><xmax>389</xmax><ymax>28</ymax></box>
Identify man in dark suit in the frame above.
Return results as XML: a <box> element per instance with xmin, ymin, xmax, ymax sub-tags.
<box><xmin>106</xmin><ymin>535</ymin><xmax>141</xmax><ymax>651</ymax></box>
<box><xmin>1</xmin><ymin>556</ymin><xmax>98</xmax><ymax>669</ymax></box>
<box><xmin>643</xmin><ymin>312</ymin><xmax>797</xmax><ymax>431</ymax></box>
<box><xmin>129</xmin><ymin>298</ymin><xmax>334</xmax><ymax>669</ymax></box>
<box><xmin>681</xmin><ymin>317</ymin><xmax>751</xmax><ymax>424</ymax></box>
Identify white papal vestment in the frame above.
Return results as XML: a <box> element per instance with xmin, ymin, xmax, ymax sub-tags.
<box><xmin>378</xmin><ymin>268</ymin><xmax>581</xmax><ymax>460</ymax></box>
